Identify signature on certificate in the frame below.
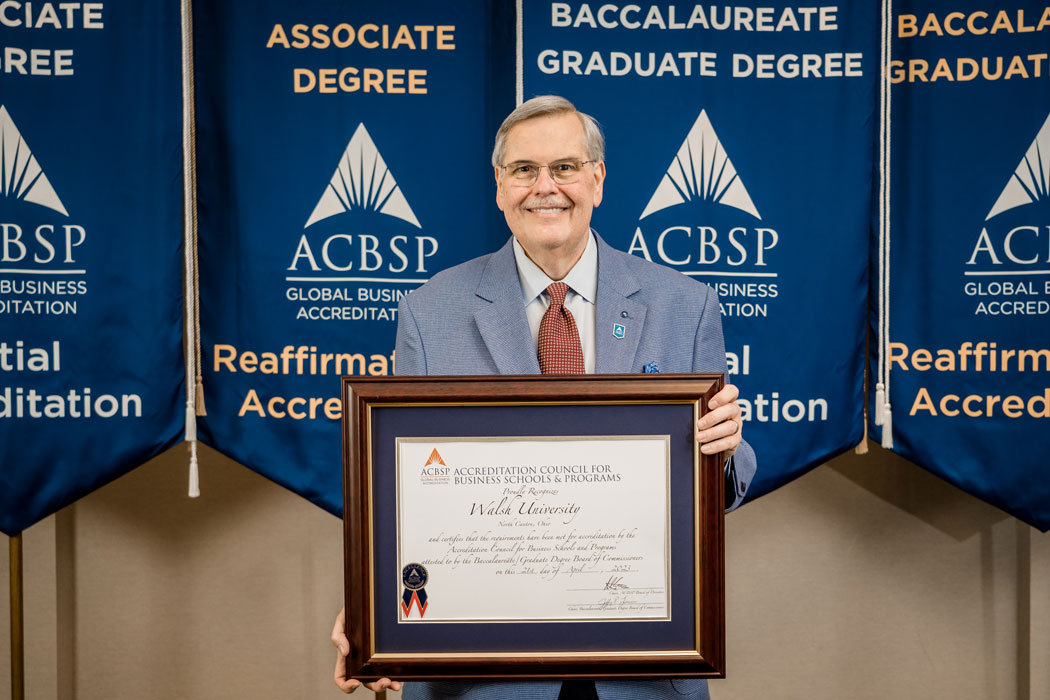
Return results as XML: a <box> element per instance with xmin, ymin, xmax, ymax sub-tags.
<box><xmin>604</xmin><ymin>575</ymin><xmax>629</xmax><ymax>590</ymax></box>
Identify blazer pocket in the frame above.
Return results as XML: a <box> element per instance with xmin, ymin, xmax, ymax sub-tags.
<box><xmin>670</xmin><ymin>678</ymin><xmax>704</xmax><ymax>697</ymax></box>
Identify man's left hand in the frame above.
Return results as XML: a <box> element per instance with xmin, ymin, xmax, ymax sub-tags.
<box><xmin>332</xmin><ymin>608</ymin><xmax>402</xmax><ymax>694</ymax></box>
<box><xmin>695</xmin><ymin>383</ymin><xmax>743</xmax><ymax>458</ymax></box>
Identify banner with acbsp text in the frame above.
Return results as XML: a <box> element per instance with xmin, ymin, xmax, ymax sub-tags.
<box><xmin>522</xmin><ymin>1</ymin><xmax>878</xmax><ymax>499</ymax></box>
<box><xmin>194</xmin><ymin>0</ymin><xmax>515</xmax><ymax>513</ymax></box>
<box><xmin>0</xmin><ymin>2</ymin><xmax>184</xmax><ymax>535</ymax></box>
<box><xmin>875</xmin><ymin>1</ymin><xmax>1050</xmax><ymax>531</ymax></box>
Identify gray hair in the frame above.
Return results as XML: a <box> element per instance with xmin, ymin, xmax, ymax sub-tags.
<box><xmin>491</xmin><ymin>95</ymin><xmax>605</xmax><ymax>167</ymax></box>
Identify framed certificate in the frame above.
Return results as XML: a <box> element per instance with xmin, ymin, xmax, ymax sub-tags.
<box><xmin>342</xmin><ymin>374</ymin><xmax>725</xmax><ymax>681</ymax></box>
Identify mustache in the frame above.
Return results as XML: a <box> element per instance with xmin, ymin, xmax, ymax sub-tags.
<box><xmin>520</xmin><ymin>198</ymin><xmax>571</xmax><ymax>210</ymax></box>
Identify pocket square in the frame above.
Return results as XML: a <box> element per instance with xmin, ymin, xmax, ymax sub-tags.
<box><xmin>643</xmin><ymin>362</ymin><xmax>660</xmax><ymax>374</ymax></box>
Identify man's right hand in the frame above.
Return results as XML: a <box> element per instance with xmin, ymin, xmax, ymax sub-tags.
<box><xmin>332</xmin><ymin>607</ymin><xmax>402</xmax><ymax>694</ymax></box>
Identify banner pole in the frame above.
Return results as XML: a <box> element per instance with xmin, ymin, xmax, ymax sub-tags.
<box><xmin>9</xmin><ymin>532</ymin><xmax>25</xmax><ymax>700</ymax></box>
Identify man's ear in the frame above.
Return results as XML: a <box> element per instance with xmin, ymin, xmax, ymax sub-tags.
<box><xmin>494</xmin><ymin>166</ymin><xmax>505</xmax><ymax>212</ymax></box>
<box><xmin>591</xmin><ymin>161</ymin><xmax>606</xmax><ymax>207</ymax></box>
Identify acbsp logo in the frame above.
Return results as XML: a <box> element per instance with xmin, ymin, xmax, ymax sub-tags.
<box><xmin>0</xmin><ymin>105</ymin><xmax>86</xmax><ymax>267</ymax></box>
<box><xmin>967</xmin><ymin>112</ymin><xmax>1050</xmax><ymax>270</ymax></box>
<box><xmin>288</xmin><ymin>123</ymin><xmax>437</xmax><ymax>275</ymax></box>
<box><xmin>628</xmin><ymin>109</ymin><xmax>779</xmax><ymax>272</ymax></box>
<box><xmin>419</xmin><ymin>447</ymin><xmax>449</xmax><ymax>484</ymax></box>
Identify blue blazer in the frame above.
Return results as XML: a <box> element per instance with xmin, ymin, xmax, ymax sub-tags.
<box><xmin>394</xmin><ymin>232</ymin><xmax>756</xmax><ymax>700</ymax></box>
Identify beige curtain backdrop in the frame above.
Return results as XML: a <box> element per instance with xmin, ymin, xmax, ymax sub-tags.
<box><xmin>3</xmin><ymin>442</ymin><xmax>1049</xmax><ymax>700</ymax></box>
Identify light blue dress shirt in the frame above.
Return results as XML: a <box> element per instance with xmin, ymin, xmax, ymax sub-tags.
<box><xmin>512</xmin><ymin>231</ymin><xmax>598</xmax><ymax>374</ymax></box>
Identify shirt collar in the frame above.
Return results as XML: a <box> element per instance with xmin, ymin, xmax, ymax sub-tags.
<box><xmin>512</xmin><ymin>231</ymin><xmax>598</xmax><ymax>305</ymax></box>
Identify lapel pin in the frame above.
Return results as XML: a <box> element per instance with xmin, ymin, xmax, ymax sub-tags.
<box><xmin>613</xmin><ymin>323</ymin><xmax>626</xmax><ymax>339</ymax></box>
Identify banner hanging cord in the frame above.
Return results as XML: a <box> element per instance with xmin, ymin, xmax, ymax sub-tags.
<box><xmin>882</xmin><ymin>0</ymin><xmax>894</xmax><ymax>449</ymax></box>
<box><xmin>876</xmin><ymin>0</ymin><xmax>894</xmax><ymax>449</ymax></box>
<box><xmin>192</xmin><ymin>114</ymin><xmax>205</xmax><ymax>419</ymax></box>
<box><xmin>874</xmin><ymin>0</ymin><xmax>886</xmax><ymax>427</ymax></box>
<box><xmin>515</xmin><ymin>0</ymin><xmax>523</xmax><ymax>106</ymax></box>
<box><xmin>181</xmin><ymin>0</ymin><xmax>202</xmax><ymax>496</ymax></box>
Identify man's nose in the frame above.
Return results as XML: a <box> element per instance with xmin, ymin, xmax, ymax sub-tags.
<box><xmin>531</xmin><ymin>165</ymin><xmax>560</xmax><ymax>192</ymax></box>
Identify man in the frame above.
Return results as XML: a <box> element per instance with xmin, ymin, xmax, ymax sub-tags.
<box><xmin>333</xmin><ymin>95</ymin><xmax>756</xmax><ymax>700</ymax></box>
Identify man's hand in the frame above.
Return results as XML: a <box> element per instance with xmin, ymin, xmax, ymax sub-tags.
<box><xmin>695</xmin><ymin>383</ymin><xmax>743</xmax><ymax>458</ymax></box>
<box><xmin>332</xmin><ymin>608</ymin><xmax>402</xmax><ymax>694</ymax></box>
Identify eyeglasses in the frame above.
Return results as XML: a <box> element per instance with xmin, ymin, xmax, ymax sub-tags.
<box><xmin>499</xmin><ymin>158</ymin><xmax>598</xmax><ymax>185</ymax></box>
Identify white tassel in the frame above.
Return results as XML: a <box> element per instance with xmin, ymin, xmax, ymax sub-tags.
<box><xmin>881</xmin><ymin>404</ymin><xmax>893</xmax><ymax>449</ymax></box>
<box><xmin>185</xmin><ymin>404</ymin><xmax>199</xmax><ymax>497</ymax></box>
<box><xmin>874</xmin><ymin>383</ymin><xmax>886</xmax><ymax>425</ymax></box>
<box><xmin>185</xmin><ymin>404</ymin><xmax>197</xmax><ymax>442</ymax></box>
<box><xmin>188</xmin><ymin>440</ymin><xmax>200</xmax><ymax>498</ymax></box>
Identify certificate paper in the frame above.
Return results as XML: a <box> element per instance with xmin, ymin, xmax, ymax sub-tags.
<box><xmin>396</xmin><ymin>436</ymin><xmax>670</xmax><ymax>623</ymax></box>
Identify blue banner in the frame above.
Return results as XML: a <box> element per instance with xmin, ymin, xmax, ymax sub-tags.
<box><xmin>522</xmin><ymin>1</ymin><xmax>878</xmax><ymax>499</ymax></box>
<box><xmin>194</xmin><ymin>0</ymin><xmax>515</xmax><ymax>512</ymax></box>
<box><xmin>875</xmin><ymin>1</ymin><xmax>1050</xmax><ymax>530</ymax></box>
<box><xmin>0</xmin><ymin>2</ymin><xmax>184</xmax><ymax>534</ymax></box>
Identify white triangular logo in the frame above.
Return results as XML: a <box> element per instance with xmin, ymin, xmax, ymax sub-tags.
<box><xmin>986</xmin><ymin>112</ymin><xmax>1050</xmax><ymax>220</ymax></box>
<box><xmin>0</xmin><ymin>105</ymin><xmax>69</xmax><ymax>216</ymax></box>
<box><xmin>640</xmin><ymin>110</ymin><xmax>760</xmax><ymax>221</ymax></box>
<box><xmin>305</xmin><ymin>123</ymin><xmax>420</xmax><ymax>229</ymax></box>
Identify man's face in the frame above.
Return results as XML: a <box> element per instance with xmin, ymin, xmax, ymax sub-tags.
<box><xmin>494</xmin><ymin>113</ymin><xmax>605</xmax><ymax>272</ymax></box>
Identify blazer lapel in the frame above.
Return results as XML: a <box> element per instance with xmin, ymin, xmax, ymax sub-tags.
<box><xmin>594</xmin><ymin>234</ymin><xmax>647</xmax><ymax>374</ymax></box>
<box><xmin>473</xmin><ymin>238</ymin><xmax>541</xmax><ymax>375</ymax></box>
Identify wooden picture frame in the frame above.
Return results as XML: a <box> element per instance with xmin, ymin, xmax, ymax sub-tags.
<box><xmin>342</xmin><ymin>374</ymin><xmax>725</xmax><ymax>681</ymax></box>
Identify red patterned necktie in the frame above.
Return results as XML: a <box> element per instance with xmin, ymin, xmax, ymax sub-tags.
<box><xmin>538</xmin><ymin>282</ymin><xmax>585</xmax><ymax>374</ymax></box>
